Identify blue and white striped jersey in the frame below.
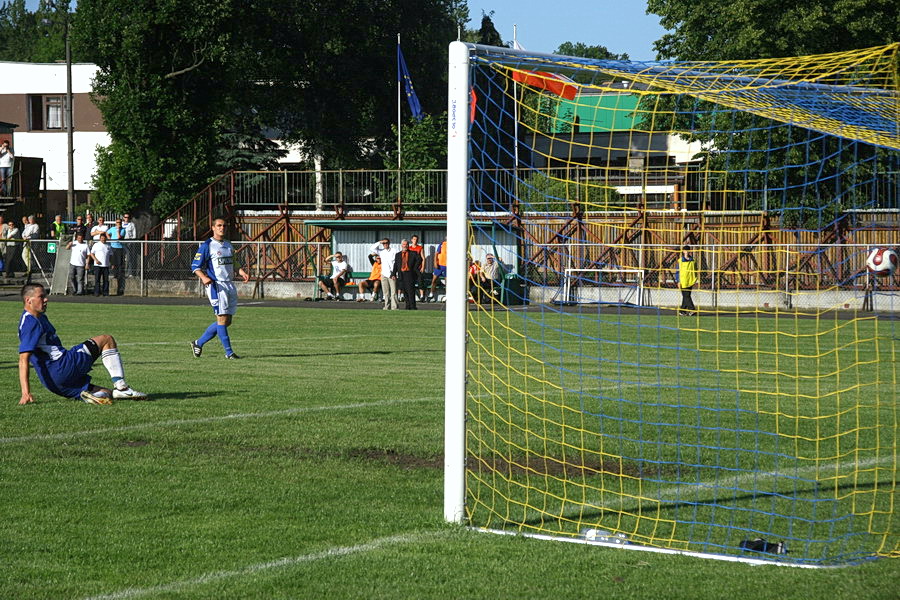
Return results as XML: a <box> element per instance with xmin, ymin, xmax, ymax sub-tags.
<box><xmin>191</xmin><ymin>238</ymin><xmax>237</xmax><ymax>282</ymax></box>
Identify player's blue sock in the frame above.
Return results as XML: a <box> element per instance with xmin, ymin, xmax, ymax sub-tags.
<box><xmin>216</xmin><ymin>324</ymin><xmax>233</xmax><ymax>356</ymax></box>
<box><xmin>197</xmin><ymin>322</ymin><xmax>218</xmax><ymax>347</ymax></box>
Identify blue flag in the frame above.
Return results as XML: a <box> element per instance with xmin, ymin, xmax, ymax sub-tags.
<box><xmin>398</xmin><ymin>44</ymin><xmax>424</xmax><ymax>121</ymax></box>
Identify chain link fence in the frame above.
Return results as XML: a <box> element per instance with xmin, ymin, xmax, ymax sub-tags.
<box><xmin>8</xmin><ymin>240</ymin><xmax>897</xmax><ymax>311</ymax></box>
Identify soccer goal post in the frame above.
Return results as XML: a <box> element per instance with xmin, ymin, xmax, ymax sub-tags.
<box><xmin>560</xmin><ymin>268</ymin><xmax>645</xmax><ymax>306</ymax></box>
<box><xmin>444</xmin><ymin>40</ymin><xmax>900</xmax><ymax>566</ymax></box>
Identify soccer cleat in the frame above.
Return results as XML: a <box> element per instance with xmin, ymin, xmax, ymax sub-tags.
<box><xmin>190</xmin><ymin>340</ymin><xmax>202</xmax><ymax>357</ymax></box>
<box><xmin>80</xmin><ymin>390</ymin><xmax>113</xmax><ymax>405</ymax></box>
<box><xmin>113</xmin><ymin>387</ymin><xmax>150</xmax><ymax>400</ymax></box>
<box><xmin>225</xmin><ymin>353</ymin><xmax>241</xmax><ymax>360</ymax></box>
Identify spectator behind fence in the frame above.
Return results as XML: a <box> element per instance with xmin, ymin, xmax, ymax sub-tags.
<box><xmin>468</xmin><ymin>259</ymin><xmax>481</xmax><ymax>302</ymax></box>
<box><xmin>318</xmin><ymin>251</ymin><xmax>350</xmax><ymax>300</ymax></box>
<box><xmin>67</xmin><ymin>233</ymin><xmax>89</xmax><ymax>295</ymax></box>
<box><xmin>357</xmin><ymin>254</ymin><xmax>382</xmax><ymax>302</ymax></box>
<box><xmin>0</xmin><ymin>216</ymin><xmax>6</xmax><ymax>272</ymax></box>
<box><xmin>409</xmin><ymin>234</ymin><xmax>426</xmax><ymax>301</ymax></box>
<box><xmin>89</xmin><ymin>233</ymin><xmax>112</xmax><ymax>297</ymax></box>
<box><xmin>108</xmin><ymin>218</ymin><xmax>126</xmax><ymax>295</ymax></box>
<box><xmin>50</xmin><ymin>215</ymin><xmax>67</xmax><ymax>240</ymax></box>
<box><xmin>369</xmin><ymin>238</ymin><xmax>400</xmax><ymax>310</ymax></box>
<box><xmin>4</xmin><ymin>218</ymin><xmax>21</xmax><ymax>279</ymax></box>
<box><xmin>70</xmin><ymin>215</ymin><xmax>87</xmax><ymax>241</ymax></box>
<box><xmin>0</xmin><ymin>139</ymin><xmax>13</xmax><ymax>195</ymax></box>
<box><xmin>21</xmin><ymin>215</ymin><xmax>39</xmax><ymax>281</ymax></box>
<box><xmin>91</xmin><ymin>216</ymin><xmax>108</xmax><ymax>241</ymax></box>
<box><xmin>391</xmin><ymin>239</ymin><xmax>422</xmax><ymax>310</ymax></box>
<box><xmin>427</xmin><ymin>237</ymin><xmax>447</xmax><ymax>302</ymax></box>
<box><xmin>479</xmin><ymin>253</ymin><xmax>502</xmax><ymax>302</ymax></box>
<box><xmin>83</xmin><ymin>214</ymin><xmax>95</xmax><ymax>239</ymax></box>
<box><xmin>122</xmin><ymin>213</ymin><xmax>137</xmax><ymax>276</ymax></box>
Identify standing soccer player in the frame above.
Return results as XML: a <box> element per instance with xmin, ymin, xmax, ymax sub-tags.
<box><xmin>190</xmin><ymin>218</ymin><xmax>250</xmax><ymax>359</ymax></box>
<box><xmin>17</xmin><ymin>283</ymin><xmax>148</xmax><ymax>404</ymax></box>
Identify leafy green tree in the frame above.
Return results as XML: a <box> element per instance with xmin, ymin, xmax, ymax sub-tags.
<box><xmin>0</xmin><ymin>0</ymin><xmax>82</xmax><ymax>62</ymax></box>
<box><xmin>644</xmin><ymin>0</ymin><xmax>900</xmax><ymax>226</ymax></box>
<box><xmin>555</xmin><ymin>42</ymin><xmax>628</xmax><ymax>61</ymax></box>
<box><xmin>475</xmin><ymin>12</ymin><xmax>504</xmax><ymax>46</ymax></box>
<box><xmin>380</xmin><ymin>113</ymin><xmax>447</xmax><ymax>209</ymax></box>
<box><xmin>75</xmin><ymin>0</ymin><xmax>458</xmax><ymax>217</ymax></box>
<box><xmin>648</xmin><ymin>0</ymin><xmax>900</xmax><ymax>60</ymax></box>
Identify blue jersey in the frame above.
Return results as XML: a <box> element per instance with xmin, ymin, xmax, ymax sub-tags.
<box><xmin>18</xmin><ymin>311</ymin><xmax>94</xmax><ymax>398</ymax></box>
<box><xmin>191</xmin><ymin>237</ymin><xmax>237</xmax><ymax>282</ymax></box>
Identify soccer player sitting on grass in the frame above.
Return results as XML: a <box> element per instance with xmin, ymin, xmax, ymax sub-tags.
<box><xmin>17</xmin><ymin>283</ymin><xmax>148</xmax><ymax>405</ymax></box>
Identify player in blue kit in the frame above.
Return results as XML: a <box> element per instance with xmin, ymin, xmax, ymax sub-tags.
<box><xmin>190</xmin><ymin>218</ymin><xmax>250</xmax><ymax>359</ymax></box>
<box><xmin>17</xmin><ymin>283</ymin><xmax>148</xmax><ymax>405</ymax></box>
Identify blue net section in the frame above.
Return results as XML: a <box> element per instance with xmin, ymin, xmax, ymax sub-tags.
<box><xmin>461</xmin><ymin>44</ymin><xmax>899</xmax><ymax>565</ymax></box>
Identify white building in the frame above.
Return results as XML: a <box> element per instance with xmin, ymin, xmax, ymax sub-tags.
<box><xmin>0</xmin><ymin>61</ymin><xmax>108</xmax><ymax>211</ymax></box>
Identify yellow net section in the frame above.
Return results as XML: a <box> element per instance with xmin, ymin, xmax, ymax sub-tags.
<box><xmin>462</xmin><ymin>43</ymin><xmax>899</xmax><ymax>565</ymax></box>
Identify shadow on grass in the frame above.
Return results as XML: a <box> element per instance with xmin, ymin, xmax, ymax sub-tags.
<box><xmin>252</xmin><ymin>349</ymin><xmax>423</xmax><ymax>359</ymax></box>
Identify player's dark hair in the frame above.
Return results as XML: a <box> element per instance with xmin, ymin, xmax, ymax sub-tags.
<box><xmin>21</xmin><ymin>282</ymin><xmax>44</xmax><ymax>301</ymax></box>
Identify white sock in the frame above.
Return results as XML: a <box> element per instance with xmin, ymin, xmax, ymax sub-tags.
<box><xmin>101</xmin><ymin>348</ymin><xmax>128</xmax><ymax>390</ymax></box>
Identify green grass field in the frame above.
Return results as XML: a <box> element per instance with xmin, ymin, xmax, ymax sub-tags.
<box><xmin>1</xmin><ymin>299</ymin><xmax>897</xmax><ymax>598</ymax></box>
<box><xmin>466</xmin><ymin>306</ymin><xmax>899</xmax><ymax>569</ymax></box>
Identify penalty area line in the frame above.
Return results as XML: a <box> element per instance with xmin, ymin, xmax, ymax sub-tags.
<box><xmin>82</xmin><ymin>530</ymin><xmax>446</xmax><ymax>600</ymax></box>
<box><xmin>0</xmin><ymin>396</ymin><xmax>439</xmax><ymax>445</ymax></box>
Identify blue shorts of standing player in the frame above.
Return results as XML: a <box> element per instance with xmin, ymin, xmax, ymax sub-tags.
<box><xmin>189</xmin><ymin>218</ymin><xmax>250</xmax><ymax>360</ymax></box>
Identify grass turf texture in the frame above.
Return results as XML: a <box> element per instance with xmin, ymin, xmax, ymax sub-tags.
<box><xmin>466</xmin><ymin>307</ymin><xmax>897</xmax><ymax>564</ymax></box>
<box><xmin>0</xmin><ymin>301</ymin><xmax>895</xmax><ymax>598</ymax></box>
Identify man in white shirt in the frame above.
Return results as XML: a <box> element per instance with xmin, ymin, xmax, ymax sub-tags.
<box><xmin>88</xmin><ymin>232</ymin><xmax>112</xmax><ymax>296</ymax></box>
<box><xmin>66</xmin><ymin>233</ymin><xmax>89</xmax><ymax>295</ymax></box>
<box><xmin>4</xmin><ymin>219</ymin><xmax>20</xmax><ymax>278</ymax></box>
<box><xmin>369</xmin><ymin>238</ymin><xmax>400</xmax><ymax>310</ymax></box>
<box><xmin>318</xmin><ymin>251</ymin><xmax>350</xmax><ymax>300</ymax></box>
<box><xmin>0</xmin><ymin>139</ymin><xmax>13</xmax><ymax>195</ymax></box>
<box><xmin>121</xmin><ymin>213</ymin><xmax>138</xmax><ymax>276</ymax></box>
<box><xmin>91</xmin><ymin>216</ymin><xmax>109</xmax><ymax>241</ymax></box>
<box><xmin>21</xmin><ymin>215</ymin><xmax>39</xmax><ymax>279</ymax></box>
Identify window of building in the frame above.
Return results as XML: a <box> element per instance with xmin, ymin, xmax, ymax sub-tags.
<box><xmin>27</xmin><ymin>95</ymin><xmax>71</xmax><ymax>131</ymax></box>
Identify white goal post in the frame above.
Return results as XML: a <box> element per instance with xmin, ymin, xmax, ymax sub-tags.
<box><xmin>561</xmin><ymin>268</ymin><xmax>646</xmax><ymax>306</ymax></box>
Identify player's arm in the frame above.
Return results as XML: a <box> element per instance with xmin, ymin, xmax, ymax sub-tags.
<box><xmin>191</xmin><ymin>243</ymin><xmax>213</xmax><ymax>285</ymax></box>
<box><xmin>237</xmin><ymin>267</ymin><xmax>250</xmax><ymax>283</ymax></box>
<box><xmin>193</xmin><ymin>268</ymin><xmax>213</xmax><ymax>286</ymax></box>
<box><xmin>18</xmin><ymin>351</ymin><xmax>34</xmax><ymax>405</ymax></box>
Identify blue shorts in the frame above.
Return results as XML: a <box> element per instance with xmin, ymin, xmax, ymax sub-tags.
<box><xmin>432</xmin><ymin>266</ymin><xmax>447</xmax><ymax>278</ymax></box>
<box><xmin>34</xmin><ymin>342</ymin><xmax>97</xmax><ymax>399</ymax></box>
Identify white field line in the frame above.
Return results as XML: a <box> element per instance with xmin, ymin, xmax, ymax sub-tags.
<box><xmin>0</xmin><ymin>397</ymin><xmax>439</xmax><ymax>445</ymax></box>
<box><xmin>82</xmin><ymin>531</ymin><xmax>446</xmax><ymax>600</ymax></box>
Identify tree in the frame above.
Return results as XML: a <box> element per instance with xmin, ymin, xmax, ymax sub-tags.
<box><xmin>644</xmin><ymin>0</ymin><xmax>900</xmax><ymax>226</ymax></box>
<box><xmin>555</xmin><ymin>42</ymin><xmax>628</xmax><ymax>61</ymax></box>
<box><xmin>380</xmin><ymin>113</ymin><xmax>447</xmax><ymax>209</ymax></box>
<box><xmin>475</xmin><ymin>12</ymin><xmax>504</xmax><ymax>46</ymax></box>
<box><xmin>75</xmin><ymin>0</ymin><xmax>458</xmax><ymax>217</ymax></box>
<box><xmin>647</xmin><ymin>0</ymin><xmax>900</xmax><ymax>61</ymax></box>
<box><xmin>0</xmin><ymin>0</ymin><xmax>82</xmax><ymax>63</ymax></box>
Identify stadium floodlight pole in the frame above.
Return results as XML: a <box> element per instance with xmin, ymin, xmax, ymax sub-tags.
<box><xmin>444</xmin><ymin>40</ymin><xmax>470</xmax><ymax>524</ymax></box>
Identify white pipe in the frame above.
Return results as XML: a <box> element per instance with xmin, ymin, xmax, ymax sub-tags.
<box><xmin>444</xmin><ymin>40</ymin><xmax>470</xmax><ymax>524</ymax></box>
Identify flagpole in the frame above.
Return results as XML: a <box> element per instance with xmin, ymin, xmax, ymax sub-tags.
<box><xmin>513</xmin><ymin>25</ymin><xmax>520</xmax><ymax>203</ymax></box>
<box><xmin>397</xmin><ymin>33</ymin><xmax>402</xmax><ymax>204</ymax></box>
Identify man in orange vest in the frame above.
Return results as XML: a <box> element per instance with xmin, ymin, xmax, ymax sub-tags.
<box><xmin>427</xmin><ymin>238</ymin><xmax>447</xmax><ymax>302</ymax></box>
